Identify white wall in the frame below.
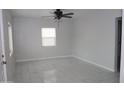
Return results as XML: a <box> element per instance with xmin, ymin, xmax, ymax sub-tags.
<box><xmin>2</xmin><ymin>10</ymin><xmax>16</xmax><ymax>81</ymax></box>
<box><xmin>72</xmin><ymin>9</ymin><xmax>121</xmax><ymax>71</ymax></box>
<box><xmin>13</xmin><ymin>10</ymin><xmax>122</xmax><ymax>72</ymax></box>
<box><xmin>13</xmin><ymin>17</ymin><xmax>73</xmax><ymax>61</ymax></box>
<box><xmin>120</xmin><ymin>10</ymin><xmax>124</xmax><ymax>83</ymax></box>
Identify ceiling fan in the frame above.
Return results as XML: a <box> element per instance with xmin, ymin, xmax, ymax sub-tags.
<box><xmin>42</xmin><ymin>9</ymin><xmax>74</xmax><ymax>21</ymax></box>
<box><xmin>53</xmin><ymin>9</ymin><xmax>74</xmax><ymax>20</ymax></box>
<box><xmin>42</xmin><ymin>9</ymin><xmax>74</xmax><ymax>29</ymax></box>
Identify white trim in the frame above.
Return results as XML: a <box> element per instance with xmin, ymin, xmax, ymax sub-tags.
<box><xmin>0</xmin><ymin>9</ymin><xmax>7</xmax><ymax>82</ymax></box>
<box><xmin>16</xmin><ymin>54</ymin><xmax>114</xmax><ymax>72</ymax></box>
<box><xmin>72</xmin><ymin>55</ymin><xmax>115</xmax><ymax>72</ymax></box>
<box><xmin>0</xmin><ymin>81</ymin><xmax>14</xmax><ymax>83</ymax></box>
<box><xmin>16</xmin><ymin>55</ymin><xmax>72</xmax><ymax>62</ymax></box>
<box><xmin>120</xmin><ymin>10</ymin><xmax>124</xmax><ymax>83</ymax></box>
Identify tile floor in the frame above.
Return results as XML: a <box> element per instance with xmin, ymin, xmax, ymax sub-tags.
<box><xmin>14</xmin><ymin>57</ymin><xmax>120</xmax><ymax>83</ymax></box>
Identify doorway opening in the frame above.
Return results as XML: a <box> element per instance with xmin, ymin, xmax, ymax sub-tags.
<box><xmin>115</xmin><ymin>17</ymin><xmax>122</xmax><ymax>73</ymax></box>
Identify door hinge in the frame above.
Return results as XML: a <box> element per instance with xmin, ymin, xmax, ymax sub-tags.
<box><xmin>2</xmin><ymin>61</ymin><xmax>7</xmax><ymax>65</ymax></box>
<box><xmin>2</xmin><ymin>54</ymin><xmax>4</xmax><ymax>58</ymax></box>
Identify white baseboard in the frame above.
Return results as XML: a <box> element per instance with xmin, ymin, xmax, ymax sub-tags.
<box><xmin>16</xmin><ymin>55</ymin><xmax>72</xmax><ymax>62</ymax></box>
<box><xmin>16</xmin><ymin>55</ymin><xmax>114</xmax><ymax>72</ymax></box>
<box><xmin>72</xmin><ymin>55</ymin><xmax>115</xmax><ymax>72</ymax></box>
<box><xmin>0</xmin><ymin>81</ymin><xmax>14</xmax><ymax>83</ymax></box>
<box><xmin>7</xmin><ymin>81</ymin><xmax>14</xmax><ymax>83</ymax></box>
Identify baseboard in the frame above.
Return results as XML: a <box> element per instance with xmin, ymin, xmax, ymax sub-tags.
<box><xmin>16</xmin><ymin>55</ymin><xmax>72</xmax><ymax>62</ymax></box>
<box><xmin>7</xmin><ymin>81</ymin><xmax>14</xmax><ymax>83</ymax></box>
<box><xmin>16</xmin><ymin>55</ymin><xmax>115</xmax><ymax>72</ymax></box>
<box><xmin>72</xmin><ymin>55</ymin><xmax>115</xmax><ymax>72</ymax></box>
<box><xmin>0</xmin><ymin>81</ymin><xmax>14</xmax><ymax>83</ymax></box>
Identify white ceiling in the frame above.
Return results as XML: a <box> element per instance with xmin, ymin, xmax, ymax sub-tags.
<box><xmin>10</xmin><ymin>9</ymin><xmax>54</xmax><ymax>17</ymax></box>
<box><xmin>10</xmin><ymin>9</ymin><xmax>118</xmax><ymax>18</ymax></box>
<box><xmin>10</xmin><ymin>9</ymin><xmax>95</xmax><ymax>18</ymax></box>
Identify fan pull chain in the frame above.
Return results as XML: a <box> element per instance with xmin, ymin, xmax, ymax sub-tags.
<box><xmin>57</xmin><ymin>20</ymin><xmax>60</xmax><ymax>30</ymax></box>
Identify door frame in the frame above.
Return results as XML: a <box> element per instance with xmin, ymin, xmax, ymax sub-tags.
<box><xmin>0</xmin><ymin>9</ymin><xmax>7</xmax><ymax>82</ymax></box>
<box><xmin>115</xmin><ymin>17</ymin><xmax>122</xmax><ymax>73</ymax></box>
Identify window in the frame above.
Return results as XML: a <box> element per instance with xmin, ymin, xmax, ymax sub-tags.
<box><xmin>8</xmin><ymin>22</ymin><xmax>13</xmax><ymax>56</ymax></box>
<box><xmin>41</xmin><ymin>28</ymin><xmax>56</xmax><ymax>46</ymax></box>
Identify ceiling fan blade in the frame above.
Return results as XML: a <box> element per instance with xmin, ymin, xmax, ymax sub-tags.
<box><xmin>63</xmin><ymin>13</ymin><xmax>74</xmax><ymax>16</ymax></box>
<box><xmin>62</xmin><ymin>15</ymin><xmax>72</xmax><ymax>18</ymax></box>
<box><xmin>41</xmin><ymin>16</ymin><xmax>55</xmax><ymax>18</ymax></box>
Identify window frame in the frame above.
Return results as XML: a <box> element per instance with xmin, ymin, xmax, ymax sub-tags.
<box><xmin>8</xmin><ymin>22</ymin><xmax>13</xmax><ymax>56</ymax></box>
<box><xmin>41</xmin><ymin>28</ymin><xmax>56</xmax><ymax>47</ymax></box>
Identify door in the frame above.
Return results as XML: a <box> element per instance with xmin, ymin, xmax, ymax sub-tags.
<box><xmin>0</xmin><ymin>24</ymin><xmax>3</xmax><ymax>81</ymax></box>
<box><xmin>0</xmin><ymin>9</ymin><xmax>7</xmax><ymax>82</ymax></box>
<box><xmin>116</xmin><ymin>17</ymin><xmax>122</xmax><ymax>72</ymax></box>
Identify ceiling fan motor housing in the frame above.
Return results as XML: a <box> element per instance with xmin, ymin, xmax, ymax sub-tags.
<box><xmin>54</xmin><ymin>9</ymin><xmax>63</xmax><ymax>20</ymax></box>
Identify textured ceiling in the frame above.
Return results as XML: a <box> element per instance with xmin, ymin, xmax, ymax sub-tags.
<box><xmin>10</xmin><ymin>9</ymin><xmax>121</xmax><ymax>18</ymax></box>
<box><xmin>10</xmin><ymin>9</ymin><xmax>95</xmax><ymax>18</ymax></box>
